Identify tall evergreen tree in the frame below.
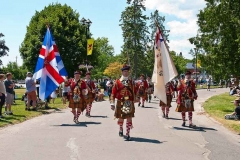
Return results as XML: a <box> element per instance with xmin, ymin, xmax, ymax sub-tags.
<box><xmin>120</xmin><ymin>0</ymin><xmax>149</xmax><ymax>78</ymax></box>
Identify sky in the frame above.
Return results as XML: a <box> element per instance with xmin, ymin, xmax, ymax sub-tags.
<box><xmin>0</xmin><ymin>0</ymin><xmax>206</xmax><ymax>67</ymax></box>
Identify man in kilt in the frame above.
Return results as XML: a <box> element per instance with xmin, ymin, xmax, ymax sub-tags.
<box><xmin>160</xmin><ymin>82</ymin><xmax>174</xmax><ymax>119</ymax></box>
<box><xmin>85</xmin><ymin>71</ymin><xmax>96</xmax><ymax>117</ymax></box>
<box><xmin>146</xmin><ymin>76</ymin><xmax>154</xmax><ymax>103</ymax></box>
<box><xmin>68</xmin><ymin>71</ymin><xmax>88</xmax><ymax>124</ymax></box>
<box><xmin>175</xmin><ymin>71</ymin><xmax>198</xmax><ymax>128</ymax></box>
<box><xmin>136</xmin><ymin>74</ymin><xmax>148</xmax><ymax>107</ymax></box>
<box><xmin>110</xmin><ymin>64</ymin><xmax>138</xmax><ymax>141</ymax></box>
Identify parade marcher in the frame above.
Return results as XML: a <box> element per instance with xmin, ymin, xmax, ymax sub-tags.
<box><xmin>85</xmin><ymin>71</ymin><xmax>96</xmax><ymax>117</ymax></box>
<box><xmin>136</xmin><ymin>74</ymin><xmax>148</xmax><ymax>107</ymax></box>
<box><xmin>146</xmin><ymin>76</ymin><xmax>153</xmax><ymax>103</ymax></box>
<box><xmin>176</xmin><ymin>71</ymin><xmax>198</xmax><ymax>128</ymax></box>
<box><xmin>110</xmin><ymin>64</ymin><xmax>138</xmax><ymax>141</ymax></box>
<box><xmin>68</xmin><ymin>71</ymin><xmax>88</xmax><ymax>124</ymax></box>
<box><xmin>160</xmin><ymin>82</ymin><xmax>174</xmax><ymax>119</ymax></box>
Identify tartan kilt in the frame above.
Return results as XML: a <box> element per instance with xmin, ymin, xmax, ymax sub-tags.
<box><xmin>160</xmin><ymin>95</ymin><xmax>172</xmax><ymax>107</ymax></box>
<box><xmin>115</xmin><ymin>100</ymin><xmax>135</xmax><ymax>119</ymax></box>
<box><xmin>175</xmin><ymin>100</ymin><xmax>194</xmax><ymax>112</ymax></box>
<box><xmin>69</xmin><ymin>96</ymin><xmax>86</xmax><ymax>112</ymax></box>
<box><xmin>84</xmin><ymin>93</ymin><xmax>95</xmax><ymax>104</ymax></box>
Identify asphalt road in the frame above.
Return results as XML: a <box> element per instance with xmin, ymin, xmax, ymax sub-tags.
<box><xmin>0</xmin><ymin>88</ymin><xmax>239</xmax><ymax>160</ymax></box>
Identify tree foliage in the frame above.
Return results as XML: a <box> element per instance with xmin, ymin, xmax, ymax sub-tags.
<box><xmin>1</xmin><ymin>62</ymin><xmax>27</xmax><ymax>80</ymax></box>
<box><xmin>170</xmin><ymin>51</ymin><xmax>190</xmax><ymax>75</ymax></box>
<box><xmin>103</xmin><ymin>62</ymin><xmax>122</xmax><ymax>79</ymax></box>
<box><xmin>190</xmin><ymin>0</ymin><xmax>240</xmax><ymax>80</ymax></box>
<box><xmin>90</xmin><ymin>37</ymin><xmax>115</xmax><ymax>79</ymax></box>
<box><xmin>0</xmin><ymin>33</ymin><xmax>9</xmax><ymax>66</ymax></box>
<box><xmin>19</xmin><ymin>3</ymin><xmax>98</xmax><ymax>77</ymax></box>
<box><xmin>120</xmin><ymin>0</ymin><xmax>149</xmax><ymax>78</ymax></box>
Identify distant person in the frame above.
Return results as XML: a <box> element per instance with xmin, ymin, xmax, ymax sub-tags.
<box><xmin>0</xmin><ymin>74</ymin><xmax>6</xmax><ymax>118</ymax></box>
<box><xmin>51</xmin><ymin>90</ymin><xmax>57</xmax><ymax>104</ymax></box>
<box><xmin>4</xmin><ymin>73</ymin><xmax>15</xmax><ymax>115</ymax></box>
<box><xmin>25</xmin><ymin>72</ymin><xmax>37</xmax><ymax>111</ymax></box>
<box><xmin>225</xmin><ymin>99</ymin><xmax>240</xmax><ymax>120</ymax></box>
<box><xmin>206</xmin><ymin>77</ymin><xmax>211</xmax><ymax>91</ymax></box>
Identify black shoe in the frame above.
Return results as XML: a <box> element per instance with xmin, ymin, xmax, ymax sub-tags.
<box><xmin>126</xmin><ymin>135</ymin><xmax>131</xmax><ymax>141</ymax></box>
<box><xmin>32</xmin><ymin>108</ymin><xmax>37</xmax><ymax>111</ymax></box>
<box><xmin>9</xmin><ymin>112</ymin><xmax>13</xmax><ymax>115</ymax></box>
<box><xmin>141</xmin><ymin>105</ymin><xmax>144</xmax><ymax>108</ymax></box>
<box><xmin>162</xmin><ymin>113</ymin><xmax>165</xmax><ymax>118</ymax></box>
<box><xmin>189</xmin><ymin>124</ymin><xmax>196</xmax><ymax>128</ymax></box>
<box><xmin>182</xmin><ymin>122</ymin><xmax>186</xmax><ymax>127</ymax></box>
<box><xmin>85</xmin><ymin>113</ymin><xmax>88</xmax><ymax>117</ymax></box>
<box><xmin>138</xmin><ymin>102</ymin><xmax>141</xmax><ymax>107</ymax></box>
<box><xmin>165</xmin><ymin>115</ymin><xmax>169</xmax><ymax>119</ymax></box>
<box><xmin>119</xmin><ymin>131</ymin><xmax>123</xmax><ymax>137</ymax></box>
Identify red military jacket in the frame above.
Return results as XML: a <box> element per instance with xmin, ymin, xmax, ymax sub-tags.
<box><xmin>166</xmin><ymin>83</ymin><xmax>174</xmax><ymax>96</ymax></box>
<box><xmin>177</xmin><ymin>79</ymin><xmax>197</xmax><ymax>104</ymax></box>
<box><xmin>110</xmin><ymin>78</ymin><xmax>137</xmax><ymax>103</ymax></box>
<box><xmin>85</xmin><ymin>79</ymin><xmax>96</xmax><ymax>91</ymax></box>
<box><xmin>69</xmin><ymin>79</ymin><xmax>87</xmax><ymax>98</ymax></box>
<box><xmin>136</xmin><ymin>80</ymin><xmax>148</xmax><ymax>92</ymax></box>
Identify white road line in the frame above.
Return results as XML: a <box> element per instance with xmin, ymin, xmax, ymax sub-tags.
<box><xmin>66</xmin><ymin>138</ymin><xmax>80</xmax><ymax>160</ymax></box>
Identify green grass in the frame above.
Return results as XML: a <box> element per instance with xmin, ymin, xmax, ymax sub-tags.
<box><xmin>0</xmin><ymin>89</ymin><xmax>67</xmax><ymax>128</ymax></box>
<box><xmin>203</xmin><ymin>93</ymin><xmax>240</xmax><ymax>134</ymax></box>
<box><xmin>196</xmin><ymin>84</ymin><xmax>221</xmax><ymax>90</ymax></box>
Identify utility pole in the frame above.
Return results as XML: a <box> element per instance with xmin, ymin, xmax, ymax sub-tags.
<box><xmin>133</xmin><ymin>0</ymin><xmax>138</xmax><ymax>79</ymax></box>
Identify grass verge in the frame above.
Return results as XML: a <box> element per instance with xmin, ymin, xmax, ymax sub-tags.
<box><xmin>203</xmin><ymin>92</ymin><xmax>240</xmax><ymax>134</ymax></box>
<box><xmin>0</xmin><ymin>89</ymin><xmax>67</xmax><ymax>128</ymax></box>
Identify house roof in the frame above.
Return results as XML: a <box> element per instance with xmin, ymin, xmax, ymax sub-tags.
<box><xmin>186</xmin><ymin>63</ymin><xmax>195</xmax><ymax>69</ymax></box>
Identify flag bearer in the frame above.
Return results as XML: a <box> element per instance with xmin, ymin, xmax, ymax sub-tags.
<box><xmin>160</xmin><ymin>82</ymin><xmax>174</xmax><ymax>119</ymax></box>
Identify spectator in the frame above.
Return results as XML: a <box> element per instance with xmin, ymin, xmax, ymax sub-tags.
<box><xmin>51</xmin><ymin>90</ymin><xmax>57</xmax><ymax>104</ymax></box>
<box><xmin>62</xmin><ymin>77</ymin><xmax>70</xmax><ymax>105</ymax></box>
<box><xmin>225</xmin><ymin>99</ymin><xmax>240</xmax><ymax>120</ymax></box>
<box><xmin>97</xmin><ymin>89</ymin><xmax>104</xmax><ymax>101</ymax></box>
<box><xmin>25</xmin><ymin>72</ymin><xmax>37</xmax><ymax>111</ymax></box>
<box><xmin>206</xmin><ymin>77</ymin><xmax>211</xmax><ymax>91</ymax></box>
<box><xmin>36</xmin><ymin>80</ymin><xmax>40</xmax><ymax>98</ymax></box>
<box><xmin>107</xmin><ymin>82</ymin><xmax>113</xmax><ymax>100</ymax></box>
<box><xmin>0</xmin><ymin>74</ymin><xmax>6</xmax><ymax>118</ymax></box>
<box><xmin>4</xmin><ymin>73</ymin><xmax>15</xmax><ymax>115</ymax></box>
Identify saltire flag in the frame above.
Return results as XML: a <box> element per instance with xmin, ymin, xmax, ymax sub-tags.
<box><xmin>33</xmin><ymin>28</ymin><xmax>65</xmax><ymax>100</ymax></box>
<box><xmin>51</xmin><ymin>34</ymin><xmax>68</xmax><ymax>77</ymax></box>
<box><xmin>152</xmin><ymin>26</ymin><xmax>178</xmax><ymax>104</ymax></box>
<box><xmin>87</xmin><ymin>39</ymin><xmax>94</xmax><ymax>55</ymax></box>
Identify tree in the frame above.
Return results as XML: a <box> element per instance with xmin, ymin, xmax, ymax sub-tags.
<box><xmin>170</xmin><ymin>51</ymin><xmax>190</xmax><ymax>75</ymax></box>
<box><xmin>190</xmin><ymin>0</ymin><xmax>240</xmax><ymax>80</ymax></box>
<box><xmin>1</xmin><ymin>62</ymin><xmax>27</xmax><ymax>80</ymax></box>
<box><xmin>149</xmin><ymin>10</ymin><xmax>169</xmax><ymax>42</ymax></box>
<box><xmin>90</xmin><ymin>37</ymin><xmax>115</xmax><ymax>79</ymax></box>
<box><xmin>103</xmin><ymin>62</ymin><xmax>122</xmax><ymax>79</ymax></box>
<box><xmin>120</xmin><ymin>0</ymin><xmax>149</xmax><ymax>78</ymax></box>
<box><xmin>19</xmin><ymin>3</ymin><xmax>97</xmax><ymax>77</ymax></box>
<box><xmin>0</xmin><ymin>33</ymin><xmax>9</xmax><ymax>66</ymax></box>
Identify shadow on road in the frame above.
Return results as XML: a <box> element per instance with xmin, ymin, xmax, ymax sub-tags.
<box><xmin>173</xmin><ymin>126</ymin><xmax>217</xmax><ymax>132</ymax></box>
<box><xmin>129</xmin><ymin>137</ymin><xmax>163</xmax><ymax>144</ymax></box>
<box><xmin>143</xmin><ymin>106</ymin><xmax>157</xmax><ymax>109</ymax></box>
<box><xmin>90</xmin><ymin>115</ymin><xmax>108</xmax><ymax>118</ymax></box>
<box><xmin>167</xmin><ymin>117</ymin><xmax>182</xmax><ymax>121</ymax></box>
<box><xmin>52</xmin><ymin>122</ymin><xmax>101</xmax><ymax>127</ymax></box>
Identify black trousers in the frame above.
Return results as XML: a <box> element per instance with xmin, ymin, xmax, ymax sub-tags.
<box><xmin>0</xmin><ymin>94</ymin><xmax>6</xmax><ymax>115</ymax></box>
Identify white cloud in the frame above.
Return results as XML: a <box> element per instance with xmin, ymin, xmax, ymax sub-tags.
<box><xmin>145</xmin><ymin>0</ymin><xmax>206</xmax><ymax>58</ymax></box>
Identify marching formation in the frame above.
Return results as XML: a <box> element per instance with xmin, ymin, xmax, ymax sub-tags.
<box><xmin>61</xmin><ymin>64</ymin><xmax>198</xmax><ymax>141</ymax></box>
<box><xmin>31</xmin><ymin>25</ymin><xmax>198</xmax><ymax>142</ymax></box>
